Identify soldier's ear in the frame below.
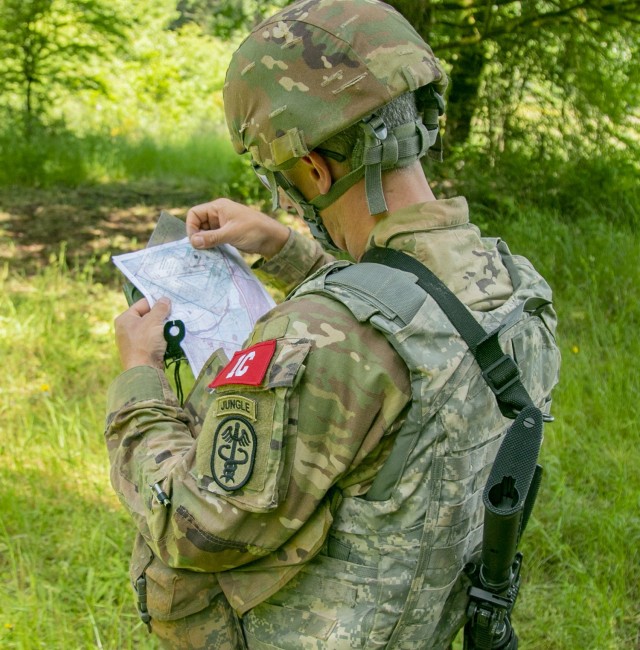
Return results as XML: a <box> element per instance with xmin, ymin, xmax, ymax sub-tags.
<box><xmin>300</xmin><ymin>152</ymin><xmax>333</xmax><ymax>195</ymax></box>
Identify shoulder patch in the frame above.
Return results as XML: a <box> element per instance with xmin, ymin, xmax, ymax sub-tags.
<box><xmin>211</xmin><ymin>416</ymin><xmax>257</xmax><ymax>491</ymax></box>
<box><xmin>209</xmin><ymin>339</ymin><xmax>277</xmax><ymax>389</ymax></box>
<box><xmin>265</xmin><ymin>338</ymin><xmax>312</xmax><ymax>388</ymax></box>
<box><xmin>214</xmin><ymin>395</ymin><xmax>257</xmax><ymax>421</ymax></box>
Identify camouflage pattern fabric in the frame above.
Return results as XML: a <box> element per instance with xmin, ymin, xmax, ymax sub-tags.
<box><xmin>366</xmin><ymin>196</ymin><xmax>514</xmax><ymax>312</ymax></box>
<box><xmin>282</xmin><ymin>241</ymin><xmax>559</xmax><ymax>648</ymax></box>
<box><xmin>150</xmin><ymin>597</ymin><xmax>244</xmax><ymax>650</ymax></box>
<box><xmin>105</xmin><ymin>207</ymin><xmax>410</xmax><ymax>640</ymax></box>
<box><xmin>251</xmin><ymin>223</ymin><xmax>335</xmax><ymax>296</ymax></box>
<box><xmin>223</xmin><ymin>0</ymin><xmax>447</xmax><ymax>170</ymax></box>
<box><xmin>105</xmin><ymin>197</ymin><xmax>560</xmax><ymax>648</ymax></box>
<box><xmin>129</xmin><ymin>535</ymin><xmax>245</xmax><ymax>649</ymax></box>
<box><xmin>238</xmin><ymin>198</ymin><xmax>559</xmax><ymax>648</ymax></box>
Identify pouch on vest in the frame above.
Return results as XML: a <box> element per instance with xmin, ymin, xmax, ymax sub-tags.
<box><xmin>129</xmin><ymin>534</ymin><xmax>223</xmax><ymax>623</ymax></box>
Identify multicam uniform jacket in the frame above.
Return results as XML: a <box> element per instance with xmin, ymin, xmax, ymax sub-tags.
<box><xmin>105</xmin><ymin>197</ymin><xmax>560</xmax><ymax>649</ymax></box>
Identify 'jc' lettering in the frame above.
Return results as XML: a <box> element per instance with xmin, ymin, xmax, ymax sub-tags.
<box><xmin>225</xmin><ymin>351</ymin><xmax>256</xmax><ymax>379</ymax></box>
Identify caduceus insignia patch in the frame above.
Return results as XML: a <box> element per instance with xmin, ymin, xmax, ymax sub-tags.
<box><xmin>211</xmin><ymin>416</ymin><xmax>257</xmax><ymax>491</ymax></box>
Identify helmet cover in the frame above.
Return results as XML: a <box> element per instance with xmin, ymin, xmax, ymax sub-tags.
<box><xmin>224</xmin><ymin>0</ymin><xmax>448</xmax><ymax>171</ymax></box>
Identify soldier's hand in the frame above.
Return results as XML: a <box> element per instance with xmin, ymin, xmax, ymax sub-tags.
<box><xmin>186</xmin><ymin>198</ymin><xmax>290</xmax><ymax>260</ymax></box>
<box><xmin>114</xmin><ymin>298</ymin><xmax>172</xmax><ymax>371</ymax></box>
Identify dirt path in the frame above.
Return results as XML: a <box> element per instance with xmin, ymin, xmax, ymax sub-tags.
<box><xmin>0</xmin><ymin>183</ymin><xmax>214</xmax><ymax>283</ymax></box>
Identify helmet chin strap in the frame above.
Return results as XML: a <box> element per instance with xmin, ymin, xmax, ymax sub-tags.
<box><xmin>268</xmin><ymin>115</ymin><xmax>440</xmax><ymax>253</ymax></box>
<box><xmin>272</xmin><ymin>172</ymin><xmax>342</xmax><ymax>253</ymax></box>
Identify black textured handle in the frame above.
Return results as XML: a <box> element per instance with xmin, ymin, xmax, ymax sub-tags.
<box><xmin>480</xmin><ymin>405</ymin><xmax>543</xmax><ymax>589</ymax></box>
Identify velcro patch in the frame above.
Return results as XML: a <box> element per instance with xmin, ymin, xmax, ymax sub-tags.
<box><xmin>211</xmin><ymin>416</ymin><xmax>257</xmax><ymax>491</ymax></box>
<box><xmin>209</xmin><ymin>340</ymin><xmax>277</xmax><ymax>389</ymax></box>
<box><xmin>214</xmin><ymin>395</ymin><xmax>257</xmax><ymax>421</ymax></box>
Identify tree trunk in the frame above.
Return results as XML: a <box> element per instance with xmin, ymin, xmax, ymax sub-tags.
<box><xmin>25</xmin><ymin>76</ymin><xmax>34</xmax><ymax>139</ymax></box>
<box><xmin>444</xmin><ymin>45</ymin><xmax>486</xmax><ymax>148</ymax></box>
<box><xmin>384</xmin><ymin>1</ymin><xmax>487</xmax><ymax>148</ymax></box>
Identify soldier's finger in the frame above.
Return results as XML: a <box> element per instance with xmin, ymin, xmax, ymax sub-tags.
<box><xmin>186</xmin><ymin>202</ymin><xmax>221</xmax><ymax>236</ymax></box>
<box><xmin>129</xmin><ymin>298</ymin><xmax>151</xmax><ymax>317</ymax></box>
<box><xmin>190</xmin><ymin>228</ymin><xmax>223</xmax><ymax>249</ymax></box>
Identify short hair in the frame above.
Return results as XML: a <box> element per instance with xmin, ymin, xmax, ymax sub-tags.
<box><xmin>316</xmin><ymin>91</ymin><xmax>419</xmax><ymax>170</ymax></box>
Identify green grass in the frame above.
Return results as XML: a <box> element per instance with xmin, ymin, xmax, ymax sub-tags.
<box><xmin>501</xmin><ymin>214</ymin><xmax>640</xmax><ymax>649</ymax></box>
<box><xmin>0</xmin><ymin>254</ymin><xmax>157</xmax><ymax>649</ymax></box>
<box><xmin>0</xmin><ymin>126</ymin><xmax>255</xmax><ymax>196</ymax></box>
<box><xmin>1</xmin><ymin>203</ymin><xmax>638</xmax><ymax>648</ymax></box>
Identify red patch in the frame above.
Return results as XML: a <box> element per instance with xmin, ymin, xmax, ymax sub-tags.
<box><xmin>209</xmin><ymin>340</ymin><xmax>277</xmax><ymax>389</ymax></box>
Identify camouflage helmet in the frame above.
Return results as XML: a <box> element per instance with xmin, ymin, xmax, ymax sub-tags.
<box><xmin>223</xmin><ymin>0</ymin><xmax>448</xmax><ymax>249</ymax></box>
<box><xmin>224</xmin><ymin>0</ymin><xmax>446</xmax><ymax>168</ymax></box>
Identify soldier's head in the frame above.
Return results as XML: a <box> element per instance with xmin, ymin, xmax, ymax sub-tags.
<box><xmin>223</xmin><ymin>0</ymin><xmax>448</xmax><ymax>251</ymax></box>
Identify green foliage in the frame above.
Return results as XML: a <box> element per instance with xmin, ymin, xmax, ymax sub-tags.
<box><xmin>387</xmin><ymin>0</ymin><xmax>640</xmax><ymax>159</ymax></box>
<box><xmin>0</xmin><ymin>125</ymin><xmax>251</xmax><ymax>190</ymax></box>
<box><xmin>433</xmin><ymin>147</ymin><xmax>640</xmax><ymax>231</ymax></box>
<box><xmin>171</xmin><ymin>0</ymin><xmax>289</xmax><ymax>38</ymax></box>
<box><xmin>469</xmin><ymin>10</ymin><xmax>640</xmax><ymax>163</ymax></box>
<box><xmin>0</xmin><ymin>0</ymin><xmax>638</xmax><ymax>196</ymax></box>
<box><xmin>0</xmin><ymin>0</ymin><xmax>248</xmax><ymax>188</ymax></box>
<box><xmin>0</xmin><ymin>0</ymin><xmax>231</xmax><ymax>138</ymax></box>
<box><xmin>64</xmin><ymin>19</ymin><xmax>233</xmax><ymax>138</ymax></box>
<box><xmin>0</xmin><ymin>253</ymin><xmax>155</xmax><ymax>648</ymax></box>
<box><xmin>0</xmin><ymin>0</ymin><xmax>128</xmax><ymax>134</ymax></box>
<box><xmin>483</xmin><ymin>211</ymin><xmax>640</xmax><ymax>650</ymax></box>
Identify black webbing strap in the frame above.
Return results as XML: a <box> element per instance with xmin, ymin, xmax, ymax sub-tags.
<box><xmin>361</xmin><ymin>247</ymin><xmax>534</xmax><ymax>418</ymax></box>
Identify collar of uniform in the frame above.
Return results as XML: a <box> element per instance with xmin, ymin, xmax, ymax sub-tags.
<box><xmin>363</xmin><ymin>196</ymin><xmax>513</xmax><ymax>312</ymax></box>
<box><xmin>366</xmin><ymin>196</ymin><xmax>469</xmax><ymax>250</ymax></box>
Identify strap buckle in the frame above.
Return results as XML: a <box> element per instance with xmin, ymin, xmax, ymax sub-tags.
<box><xmin>361</xmin><ymin>114</ymin><xmax>388</xmax><ymax>140</ymax></box>
<box><xmin>482</xmin><ymin>354</ymin><xmax>520</xmax><ymax>396</ymax></box>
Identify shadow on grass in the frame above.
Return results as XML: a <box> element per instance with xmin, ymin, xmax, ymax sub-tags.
<box><xmin>0</xmin><ymin>182</ymin><xmax>216</xmax><ymax>284</ymax></box>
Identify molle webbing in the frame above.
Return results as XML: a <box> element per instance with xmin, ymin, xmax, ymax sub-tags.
<box><xmin>325</xmin><ymin>262</ymin><xmax>433</xmax><ymax>500</ymax></box>
<box><xmin>325</xmin><ymin>262</ymin><xmax>425</xmax><ymax>326</ymax></box>
<box><xmin>324</xmin><ymin>253</ymin><xmax>550</xmax><ymax>503</ymax></box>
<box><xmin>286</xmin><ymin>246</ymin><xmax>556</xmax><ymax>647</ymax></box>
<box><xmin>325</xmin><ymin>260</ymin><xmax>450</xmax><ymax>501</ymax></box>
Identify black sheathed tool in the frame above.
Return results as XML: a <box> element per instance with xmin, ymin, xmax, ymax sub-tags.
<box><xmin>463</xmin><ymin>405</ymin><xmax>544</xmax><ymax>650</ymax></box>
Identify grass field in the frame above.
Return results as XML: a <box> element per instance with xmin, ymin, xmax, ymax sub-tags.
<box><xmin>0</xmin><ymin>185</ymin><xmax>638</xmax><ymax>649</ymax></box>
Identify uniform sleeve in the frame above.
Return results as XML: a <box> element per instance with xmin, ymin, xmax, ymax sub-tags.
<box><xmin>105</xmin><ymin>295</ymin><xmax>410</xmax><ymax>574</ymax></box>
<box><xmin>252</xmin><ymin>229</ymin><xmax>336</xmax><ymax>295</ymax></box>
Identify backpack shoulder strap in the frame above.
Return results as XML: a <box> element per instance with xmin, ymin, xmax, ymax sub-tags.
<box><xmin>362</xmin><ymin>246</ymin><xmax>534</xmax><ymax>419</ymax></box>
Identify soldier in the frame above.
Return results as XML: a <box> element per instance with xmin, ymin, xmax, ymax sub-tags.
<box><xmin>107</xmin><ymin>0</ymin><xmax>561</xmax><ymax>648</ymax></box>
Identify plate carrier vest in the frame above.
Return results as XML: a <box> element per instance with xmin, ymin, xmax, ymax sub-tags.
<box><xmin>278</xmin><ymin>240</ymin><xmax>558</xmax><ymax>648</ymax></box>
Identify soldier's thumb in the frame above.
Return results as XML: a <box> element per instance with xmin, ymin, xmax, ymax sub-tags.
<box><xmin>191</xmin><ymin>230</ymin><xmax>221</xmax><ymax>249</ymax></box>
<box><xmin>152</xmin><ymin>297</ymin><xmax>172</xmax><ymax>320</ymax></box>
